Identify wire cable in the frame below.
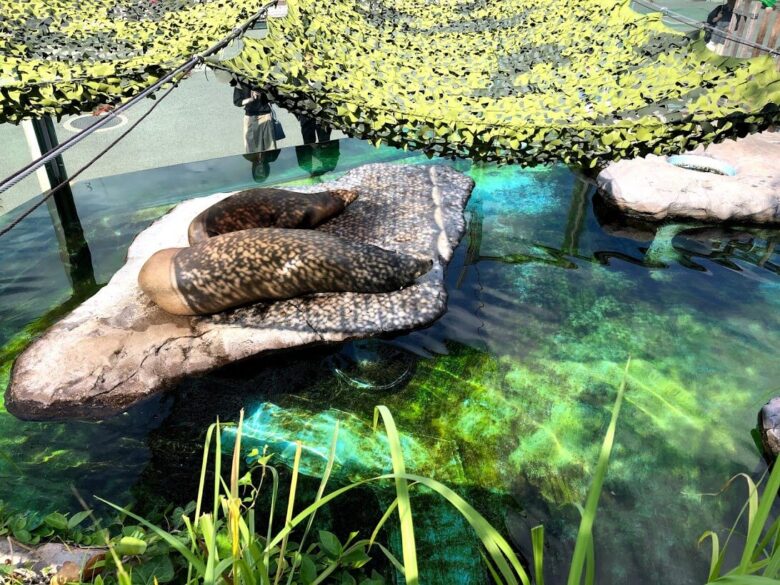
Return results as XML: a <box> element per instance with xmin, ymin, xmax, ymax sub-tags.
<box><xmin>632</xmin><ymin>0</ymin><xmax>780</xmax><ymax>56</ymax></box>
<box><xmin>0</xmin><ymin>0</ymin><xmax>279</xmax><ymax>197</ymax></box>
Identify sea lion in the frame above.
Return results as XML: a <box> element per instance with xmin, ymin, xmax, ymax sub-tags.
<box><xmin>187</xmin><ymin>188</ymin><xmax>359</xmax><ymax>244</ymax></box>
<box><xmin>138</xmin><ymin>229</ymin><xmax>433</xmax><ymax>315</ymax></box>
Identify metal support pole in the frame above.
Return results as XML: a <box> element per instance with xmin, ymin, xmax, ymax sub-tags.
<box><xmin>31</xmin><ymin>115</ymin><xmax>96</xmax><ymax>296</ymax></box>
<box><xmin>562</xmin><ymin>178</ymin><xmax>589</xmax><ymax>256</ymax></box>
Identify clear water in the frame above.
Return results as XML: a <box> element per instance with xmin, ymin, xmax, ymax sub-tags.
<box><xmin>1</xmin><ymin>139</ymin><xmax>778</xmax><ymax>584</ymax></box>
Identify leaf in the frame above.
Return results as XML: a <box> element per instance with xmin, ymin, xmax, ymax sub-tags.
<box><xmin>131</xmin><ymin>555</ymin><xmax>174</xmax><ymax>585</ymax></box>
<box><xmin>44</xmin><ymin>512</ymin><xmax>68</xmax><ymax>531</ymax></box>
<box><xmin>341</xmin><ymin>548</ymin><xmax>371</xmax><ymax>567</ymax></box>
<box><xmin>68</xmin><ymin>510</ymin><xmax>91</xmax><ymax>529</ymax></box>
<box><xmin>13</xmin><ymin>528</ymin><xmax>32</xmax><ymax>544</ymax></box>
<box><xmin>318</xmin><ymin>530</ymin><xmax>342</xmax><ymax>558</ymax></box>
<box><xmin>114</xmin><ymin>536</ymin><xmax>148</xmax><ymax>556</ymax></box>
<box><xmin>300</xmin><ymin>554</ymin><xmax>317</xmax><ymax>584</ymax></box>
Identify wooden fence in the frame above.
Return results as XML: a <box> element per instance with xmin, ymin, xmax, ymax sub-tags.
<box><xmin>714</xmin><ymin>0</ymin><xmax>780</xmax><ymax>67</ymax></box>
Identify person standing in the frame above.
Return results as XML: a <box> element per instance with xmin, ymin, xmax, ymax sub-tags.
<box><xmin>233</xmin><ymin>80</ymin><xmax>276</xmax><ymax>154</ymax></box>
<box><xmin>297</xmin><ymin>113</ymin><xmax>332</xmax><ymax>145</ymax></box>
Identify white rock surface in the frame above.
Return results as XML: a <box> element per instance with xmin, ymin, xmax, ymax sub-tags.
<box><xmin>597</xmin><ymin>132</ymin><xmax>780</xmax><ymax>224</ymax></box>
<box><xmin>6</xmin><ymin>163</ymin><xmax>474</xmax><ymax>420</ymax></box>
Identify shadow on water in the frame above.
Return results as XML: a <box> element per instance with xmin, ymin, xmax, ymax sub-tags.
<box><xmin>0</xmin><ymin>141</ymin><xmax>778</xmax><ymax>584</ymax></box>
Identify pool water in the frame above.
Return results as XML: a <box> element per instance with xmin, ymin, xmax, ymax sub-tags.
<box><xmin>1</xmin><ymin>139</ymin><xmax>778</xmax><ymax>584</ymax></box>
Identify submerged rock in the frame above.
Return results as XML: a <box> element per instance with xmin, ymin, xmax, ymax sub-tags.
<box><xmin>758</xmin><ymin>397</ymin><xmax>780</xmax><ymax>463</ymax></box>
<box><xmin>5</xmin><ymin>164</ymin><xmax>474</xmax><ymax>420</ymax></box>
<box><xmin>596</xmin><ymin>133</ymin><xmax>780</xmax><ymax>224</ymax></box>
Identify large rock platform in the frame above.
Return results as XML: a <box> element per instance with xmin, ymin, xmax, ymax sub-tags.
<box><xmin>597</xmin><ymin>133</ymin><xmax>780</xmax><ymax>224</ymax></box>
<box><xmin>6</xmin><ymin>163</ymin><xmax>474</xmax><ymax>420</ymax></box>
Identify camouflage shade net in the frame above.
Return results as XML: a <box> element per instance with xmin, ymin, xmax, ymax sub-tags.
<box><xmin>0</xmin><ymin>0</ymin><xmax>264</xmax><ymax>123</ymax></box>
<box><xmin>218</xmin><ymin>0</ymin><xmax>780</xmax><ymax>166</ymax></box>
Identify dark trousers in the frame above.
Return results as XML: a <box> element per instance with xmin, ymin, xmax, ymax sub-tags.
<box><xmin>299</xmin><ymin>115</ymin><xmax>332</xmax><ymax>144</ymax></box>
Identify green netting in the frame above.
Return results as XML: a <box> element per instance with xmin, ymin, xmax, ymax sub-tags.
<box><xmin>0</xmin><ymin>0</ymin><xmax>263</xmax><ymax>123</ymax></box>
<box><xmin>218</xmin><ymin>0</ymin><xmax>780</xmax><ymax>166</ymax></box>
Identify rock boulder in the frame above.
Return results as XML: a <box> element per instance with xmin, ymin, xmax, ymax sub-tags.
<box><xmin>6</xmin><ymin>163</ymin><xmax>474</xmax><ymax>420</ymax></box>
<box><xmin>597</xmin><ymin>133</ymin><xmax>780</xmax><ymax>224</ymax></box>
<box><xmin>758</xmin><ymin>396</ymin><xmax>780</xmax><ymax>463</ymax></box>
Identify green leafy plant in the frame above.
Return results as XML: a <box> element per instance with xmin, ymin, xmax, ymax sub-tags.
<box><xmin>88</xmin><ymin>368</ymin><xmax>629</xmax><ymax>585</ymax></box>
<box><xmin>14</xmin><ymin>358</ymin><xmax>780</xmax><ymax>585</ymax></box>
<box><xmin>0</xmin><ymin>502</ymin><xmax>96</xmax><ymax>546</ymax></box>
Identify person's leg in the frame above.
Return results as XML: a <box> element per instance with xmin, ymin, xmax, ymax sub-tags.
<box><xmin>246</xmin><ymin>115</ymin><xmax>265</xmax><ymax>153</ymax></box>
<box><xmin>256</xmin><ymin>113</ymin><xmax>277</xmax><ymax>151</ymax></box>
<box><xmin>243</xmin><ymin>115</ymin><xmax>256</xmax><ymax>153</ymax></box>
<box><xmin>299</xmin><ymin>115</ymin><xmax>317</xmax><ymax>144</ymax></box>
<box><xmin>315</xmin><ymin>124</ymin><xmax>332</xmax><ymax>143</ymax></box>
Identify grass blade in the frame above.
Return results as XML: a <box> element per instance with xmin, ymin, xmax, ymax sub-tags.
<box><xmin>369</xmin><ymin>497</ymin><xmax>400</xmax><ymax>549</ymax></box>
<box><xmin>584</xmin><ymin>529</ymin><xmax>595</xmax><ymax>585</ymax></box>
<box><xmin>375</xmin><ymin>542</ymin><xmax>406</xmax><ymax>574</ymax></box>
<box><xmin>231</xmin><ymin>409</ymin><xmax>245</xmax><ymax>500</ymax></box>
<box><xmin>700</xmin><ymin>531</ymin><xmax>722</xmax><ymax>582</ymax></box>
<box><xmin>738</xmin><ymin>459</ymin><xmax>780</xmax><ymax>574</ymax></box>
<box><xmin>480</xmin><ymin>550</ymin><xmax>504</xmax><ymax>585</ymax></box>
<box><xmin>273</xmin><ymin>441</ymin><xmax>302</xmax><ymax>585</ymax></box>
<box><xmin>286</xmin><ymin>423</ymin><xmax>340</xmax><ymax>585</ymax></box>
<box><xmin>762</xmin><ymin>546</ymin><xmax>780</xmax><ymax>579</ymax></box>
<box><xmin>195</xmin><ymin>423</ymin><xmax>218</xmax><ymax>523</ymax></box>
<box><xmin>204</xmin><ymin>419</ymin><xmax>223</xmax><ymax>585</ymax></box>
<box><xmin>264</xmin><ymin>464</ymin><xmax>280</xmax><ymax>570</ymax></box>
<box><xmin>373</xmin><ymin>405</ymin><xmax>418</xmax><ymax>585</ymax></box>
<box><xmin>301</xmin><ymin>423</ymin><xmax>339</xmax><ymax>548</ymax></box>
<box><xmin>567</xmin><ymin>358</ymin><xmax>630</xmax><ymax>585</ymax></box>
<box><xmin>532</xmin><ymin>525</ymin><xmax>545</xmax><ymax>585</ymax></box>
<box><xmin>711</xmin><ymin>576</ymin><xmax>780</xmax><ymax>584</ymax></box>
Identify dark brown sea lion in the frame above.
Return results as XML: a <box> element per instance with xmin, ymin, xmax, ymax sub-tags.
<box><xmin>138</xmin><ymin>229</ymin><xmax>433</xmax><ymax>315</ymax></box>
<box><xmin>187</xmin><ymin>188</ymin><xmax>359</xmax><ymax>244</ymax></box>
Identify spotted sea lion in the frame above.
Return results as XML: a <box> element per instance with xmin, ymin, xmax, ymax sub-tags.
<box><xmin>138</xmin><ymin>229</ymin><xmax>433</xmax><ymax>315</ymax></box>
<box><xmin>187</xmin><ymin>188</ymin><xmax>359</xmax><ymax>244</ymax></box>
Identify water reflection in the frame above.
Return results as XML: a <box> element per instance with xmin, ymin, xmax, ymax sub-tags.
<box><xmin>295</xmin><ymin>139</ymin><xmax>340</xmax><ymax>177</ymax></box>
<box><xmin>593</xmin><ymin>196</ymin><xmax>780</xmax><ymax>275</ymax></box>
<box><xmin>243</xmin><ymin>149</ymin><xmax>280</xmax><ymax>183</ymax></box>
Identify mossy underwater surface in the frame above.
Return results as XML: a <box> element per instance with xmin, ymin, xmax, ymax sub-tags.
<box><xmin>0</xmin><ymin>140</ymin><xmax>779</xmax><ymax>584</ymax></box>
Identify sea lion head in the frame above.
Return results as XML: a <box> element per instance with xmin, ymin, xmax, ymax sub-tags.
<box><xmin>387</xmin><ymin>253</ymin><xmax>434</xmax><ymax>289</ymax></box>
<box><xmin>412</xmin><ymin>256</ymin><xmax>434</xmax><ymax>279</ymax></box>
<box><xmin>328</xmin><ymin>189</ymin><xmax>359</xmax><ymax>206</ymax></box>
